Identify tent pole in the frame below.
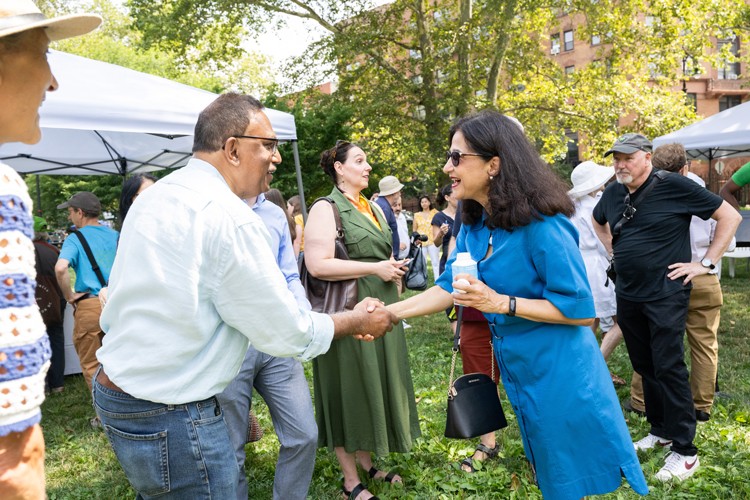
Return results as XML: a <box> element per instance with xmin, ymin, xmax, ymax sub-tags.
<box><xmin>35</xmin><ymin>175</ymin><xmax>41</xmax><ymax>213</ymax></box>
<box><xmin>292</xmin><ymin>140</ymin><xmax>308</xmax><ymax>220</ymax></box>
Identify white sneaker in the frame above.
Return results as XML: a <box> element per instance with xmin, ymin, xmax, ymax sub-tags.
<box><xmin>655</xmin><ymin>451</ymin><xmax>700</xmax><ymax>481</ymax></box>
<box><xmin>633</xmin><ymin>433</ymin><xmax>672</xmax><ymax>451</ymax></box>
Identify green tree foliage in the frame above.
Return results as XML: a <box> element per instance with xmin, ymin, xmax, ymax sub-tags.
<box><xmin>128</xmin><ymin>0</ymin><xmax>750</xmax><ymax>192</ymax></box>
<box><xmin>265</xmin><ymin>92</ymin><xmax>356</xmax><ymax>204</ymax></box>
<box><xmin>23</xmin><ymin>0</ymin><xmax>273</xmax><ymax>228</ymax></box>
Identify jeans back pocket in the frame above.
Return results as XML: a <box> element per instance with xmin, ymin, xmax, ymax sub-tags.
<box><xmin>104</xmin><ymin>425</ymin><xmax>170</xmax><ymax>495</ymax></box>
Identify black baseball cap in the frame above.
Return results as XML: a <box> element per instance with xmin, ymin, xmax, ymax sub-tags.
<box><xmin>604</xmin><ymin>133</ymin><xmax>653</xmax><ymax>157</ymax></box>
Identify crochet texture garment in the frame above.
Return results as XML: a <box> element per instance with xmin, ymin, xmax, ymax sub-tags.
<box><xmin>0</xmin><ymin>164</ymin><xmax>51</xmax><ymax>436</ymax></box>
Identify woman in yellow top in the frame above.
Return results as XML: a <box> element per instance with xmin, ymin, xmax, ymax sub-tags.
<box><xmin>412</xmin><ymin>195</ymin><xmax>440</xmax><ymax>280</ymax></box>
<box><xmin>287</xmin><ymin>195</ymin><xmax>304</xmax><ymax>259</ymax></box>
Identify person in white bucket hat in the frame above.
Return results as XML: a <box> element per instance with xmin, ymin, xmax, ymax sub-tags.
<box><xmin>0</xmin><ymin>1</ymin><xmax>100</xmax><ymax>497</ymax></box>
<box><xmin>568</xmin><ymin>161</ymin><xmax>626</xmax><ymax>386</ymax></box>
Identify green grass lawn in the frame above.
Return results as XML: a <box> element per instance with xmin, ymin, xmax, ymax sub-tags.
<box><xmin>42</xmin><ymin>261</ymin><xmax>750</xmax><ymax>499</ymax></box>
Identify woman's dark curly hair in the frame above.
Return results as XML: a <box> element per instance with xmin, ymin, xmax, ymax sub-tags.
<box><xmin>319</xmin><ymin>140</ymin><xmax>359</xmax><ymax>185</ymax></box>
<box><xmin>449</xmin><ymin>110</ymin><xmax>573</xmax><ymax>230</ymax></box>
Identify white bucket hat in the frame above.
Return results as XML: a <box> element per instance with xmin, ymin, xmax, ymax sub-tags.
<box><xmin>0</xmin><ymin>0</ymin><xmax>101</xmax><ymax>41</ymax></box>
<box><xmin>568</xmin><ymin>161</ymin><xmax>615</xmax><ymax>198</ymax></box>
<box><xmin>378</xmin><ymin>175</ymin><xmax>404</xmax><ymax>196</ymax></box>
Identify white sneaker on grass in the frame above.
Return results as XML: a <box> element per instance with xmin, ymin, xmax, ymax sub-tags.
<box><xmin>633</xmin><ymin>433</ymin><xmax>672</xmax><ymax>451</ymax></box>
<box><xmin>655</xmin><ymin>451</ymin><xmax>699</xmax><ymax>481</ymax></box>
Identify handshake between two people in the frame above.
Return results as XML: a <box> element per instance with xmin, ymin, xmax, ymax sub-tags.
<box><xmin>331</xmin><ymin>297</ymin><xmax>400</xmax><ymax>342</ymax></box>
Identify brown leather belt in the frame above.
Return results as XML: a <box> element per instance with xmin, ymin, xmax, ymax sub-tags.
<box><xmin>96</xmin><ymin>367</ymin><xmax>124</xmax><ymax>393</ymax></box>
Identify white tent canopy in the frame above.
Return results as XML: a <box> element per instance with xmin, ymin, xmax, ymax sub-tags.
<box><xmin>0</xmin><ymin>50</ymin><xmax>299</xmax><ymax>176</ymax></box>
<box><xmin>653</xmin><ymin>100</ymin><xmax>750</xmax><ymax>161</ymax></box>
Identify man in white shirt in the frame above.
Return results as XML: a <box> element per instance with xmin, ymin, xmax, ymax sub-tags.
<box><xmin>93</xmin><ymin>93</ymin><xmax>397</xmax><ymax>498</ymax></box>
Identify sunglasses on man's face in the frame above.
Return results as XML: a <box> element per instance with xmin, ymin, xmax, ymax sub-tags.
<box><xmin>445</xmin><ymin>150</ymin><xmax>484</xmax><ymax>167</ymax></box>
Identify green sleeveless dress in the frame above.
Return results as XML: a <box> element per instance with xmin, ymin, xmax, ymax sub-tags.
<box><xmin>313</xmin><ymin>187</ymin><xmax>421</xmax><ymax>454</ymax></box>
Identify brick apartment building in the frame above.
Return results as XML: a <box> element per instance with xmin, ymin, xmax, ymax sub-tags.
<box><xmin>549</xmin><ymin>10</ymin><xmax>749</xmax><ymax>193</ymax></box>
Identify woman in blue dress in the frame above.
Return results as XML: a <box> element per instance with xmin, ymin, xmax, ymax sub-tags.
<box><xmin>388</xmin><ymin>110</ymin><xmax>648</xmax><ymax>500</ymax></box>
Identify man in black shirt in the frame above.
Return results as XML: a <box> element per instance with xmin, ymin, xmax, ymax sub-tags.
<box><xmin>592</xmin><ymin>133</ymin><xmax>740</xmax><ymax>482</ymax></box>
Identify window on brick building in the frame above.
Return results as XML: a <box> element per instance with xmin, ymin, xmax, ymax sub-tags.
<box><xmin>718</xmin><ymin>37</ymin><xmax>740</xmax><ymax>80</ymax></box>
<box><xmin>686</xmin><ymin>93</ymin><xmax>697</xmax><ymax>113</ymax></box>
<box><xmin>565</xmin><ymin>131</ymin><xmax>580</xmax><ymax>166</ymax></box>
<box><xmin>564</xmin><ymin>30</ymin><xmax>574</xmax><ymax>51</ymax></box>
<box><xmin>719</xmin><ymin>95</ymin><xmax>742</xmax><ymax>112</ymax></box>
<box><xmin>565</xmin><ymin>65</ymin><xmax>575</xmax><ymax>75</ymax></box>
<box><xmin>591</xmin><ymin>34</ymin><xmax>601</xmax><ymax>46</ymax></box>
<box><xmin>551</xmin><ymin>34</ymin><xmax>561</xmax><ymax>54</ymax></box>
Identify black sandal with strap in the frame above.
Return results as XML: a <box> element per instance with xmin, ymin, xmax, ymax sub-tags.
<box><xmin>461</xmin><ymin>443</ymin><xmax>500</xmax><ymax>473</ymax></box>
<box><xmin>368</xmin><ymin>466</ymin><xmax>400</xmax><ymax>484</ymax></box>
<box><xmin>342</xmin><ymin>482</ymin><xmax>379</xmax><ymax>500</ymax></box>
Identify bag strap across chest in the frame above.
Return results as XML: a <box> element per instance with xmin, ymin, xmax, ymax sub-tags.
<box><xmin>611</xmin><ymin>169</ymin><xmax>668</xmax><ymax>245</ymax></box>
<box><xmin>72</xmin><ymin>230</ymin><xmax>107</xmax><ymax>288</ymax></box>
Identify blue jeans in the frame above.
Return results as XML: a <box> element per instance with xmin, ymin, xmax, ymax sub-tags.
<box><xmin>217</xmin><ymin>347</ymin><xmax>317</xmax><ymax>500</ymax></box>
<box><xmin>93</xmin><ymin>366</ymin><xmax>238</xmax><ymax>498</ymax></box>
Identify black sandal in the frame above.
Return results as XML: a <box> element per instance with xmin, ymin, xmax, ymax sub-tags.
<box><xmin>368</xmin><ymin>466</ymin><xmax>401</xmax><ymax>483</ymax></box>
<box><xmin>461</xmin><ymin>443</ymin><xmax>500</xmax><ymax>473</ymax></box>
<box><xmin>342</xmin><ymin>482</ymin><xmax>379</xmax><ymax>500</ymax></box>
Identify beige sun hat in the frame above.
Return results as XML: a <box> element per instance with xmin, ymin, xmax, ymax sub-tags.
<box><xmin>378</xmin><ymin>175</ymin><xmax>404</xmax><ymax>196</ymax></box>
<box><xmin>568</xmin><ymin>160</ymin><xmax>615</xmax><ymax>198</ymax></box>
<box><xmin>0</xmin><ymin>0</ymin><xmax>101</xmax><ymax>41</ymax></box>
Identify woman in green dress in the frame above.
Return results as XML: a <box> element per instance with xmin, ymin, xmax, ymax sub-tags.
<box><xmin>304</xmin><ymin>141</ymin><xmax>421</xmax><ymax>500</ymax></box>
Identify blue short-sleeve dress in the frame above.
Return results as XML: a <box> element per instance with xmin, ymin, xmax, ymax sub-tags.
<box><xmin>437</xmin><ymin>213</ymin><xmax>648</xmax><ymax>500</ymax></box>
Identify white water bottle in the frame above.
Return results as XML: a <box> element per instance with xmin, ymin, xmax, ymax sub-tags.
<box><xmin>451</xmin><ymin>252</ymin><xmax>478</xmax><ymax>293</ymax></box>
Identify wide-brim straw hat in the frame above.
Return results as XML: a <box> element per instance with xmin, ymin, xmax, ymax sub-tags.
<box><xmin>568</xmin><ymin>160</ymin><xmax>615</xmax><ymax>198</ymax></box>
<box><xmin>0</xmin><ymin>0</ymin><xmax>101</xmax><ymax>41</ymax></box>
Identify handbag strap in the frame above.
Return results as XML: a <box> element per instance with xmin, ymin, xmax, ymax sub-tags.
<box><xmin>611</xmin><ymin>169</ymin><xmax>667</xmax><ymax>244</ymax></box>
<box><xmin>448</xmin><ymin>306</ymin><xmax>496</xmax><ymax>396</ymax></box>
<box><xmin>311</xmin><ymin>197</ymin><xmax>345</xmax><ymax>243</ymax></box>
<box><xmin>72</xmin><ymin>230</ymin><xmax>107</xmax><ymax>288</ymax></box>
<box><xmin>447</xmin><ymin>305</ymin><xmax>464</xmax><ymax>396</ymax></box>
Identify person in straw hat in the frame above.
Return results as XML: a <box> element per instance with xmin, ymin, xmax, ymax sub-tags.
<box><xmin>0</xmin><ymin>1</ymin><xmax>100</xmax><ymax>497</ymax></box>
<box><xmin>568</xmin><ymin>161</ymin><xmax>627</xmax><ymax>385</ymax></box>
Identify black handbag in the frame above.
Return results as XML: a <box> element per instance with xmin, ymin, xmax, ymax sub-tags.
<box><xmin>445</xmin><ymin>306</ymin><xmax>508</xmax><ymax>439</ymax></box>
<box><xmin>404</xmin><ymin>234</ymin><xmax>428</xmax><ymax>290</ymax></box>
<box><xmin>299</xmin><ymin>198</ymin><xmax>358</xmax><ymax>313</ymax></box>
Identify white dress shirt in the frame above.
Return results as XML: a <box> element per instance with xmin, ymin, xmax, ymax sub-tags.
<box><xmin>395</xmin><ymin>212</ymin><xmax>410</xmax><ymax>260</ymax></box>
<box><xmin>98</xmin><ymin>159</ymin><xmax>333</xmax><ymax>404</ymax></box>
